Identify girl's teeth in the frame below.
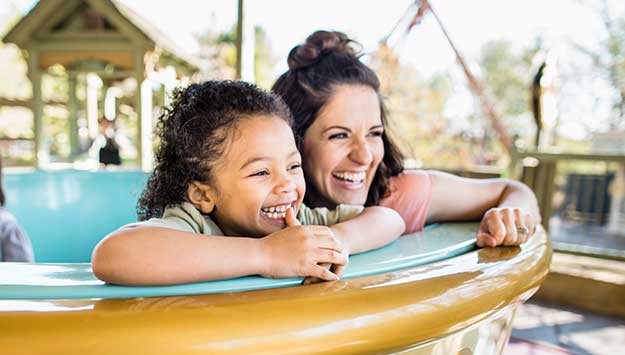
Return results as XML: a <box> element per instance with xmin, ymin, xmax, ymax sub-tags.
<box><xmin>261</xmin><ymin>204</ymin><xmax>291</xmax><ymax>218</ymax></box>
<box><xmin>264</xmin><ymin>211</ymin><xmax>286</xmax><ymax>219</ymax></box>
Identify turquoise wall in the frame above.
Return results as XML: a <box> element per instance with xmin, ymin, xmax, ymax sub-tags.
<box><xmin>4</xmin><ymin>170</ymin><xmax>149</xmax><ymax>262</ymax></box>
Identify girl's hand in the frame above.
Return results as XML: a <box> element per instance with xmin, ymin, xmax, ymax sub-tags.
<box><xmin>477</xmin><ymin>207</ymin><xmax>537</xmax><ymax>247</ymax></box>
<box><xmin>258</xmin><ymin>208</ymin><xmax>347</xmax><ymax>281</ymax></box>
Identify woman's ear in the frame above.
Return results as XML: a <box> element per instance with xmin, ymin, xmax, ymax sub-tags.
<box><xmin>187</xmin><ymin>182</ymin><xmax>216</xmax><ymax>214</ymax></box>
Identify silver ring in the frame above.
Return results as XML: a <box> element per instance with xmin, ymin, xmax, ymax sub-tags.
<box><xmin>516</xmin><ymin>226</ymin><xmax>529</xmax><ymax>235</ymax></box>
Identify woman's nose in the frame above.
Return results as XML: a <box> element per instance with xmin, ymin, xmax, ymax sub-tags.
<box><xmin>349</xmin><ymin>140</ymin><xmax>373</xmax><ymax>165</ymax></box>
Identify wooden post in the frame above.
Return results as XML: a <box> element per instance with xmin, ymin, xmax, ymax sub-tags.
<box><xmin>235</xmin><ymin>0</ymin><xmax>255</xmax><ymax>81</ymax></box>
<box><xmin>608</xmin><ymin>163</ymin><xmax>625</xmax><ymax>235</ymax></box>
<box><xmin>236</xmin><ymin>0</ymin><xmax>244</xmax><ymax>79</ymax></box>
<box><xmin>27</xmin><ymin>47</ymin><xmax>45</xmax><ymax>168</ymax></box>
<box><xmin>140</xmin><ymin>79</ymin><xmax>153</xmax><ymax>172</ymax></box>
<box><xmin>67</xmin><ymin>72</ymin><xmax>79</xmax><ymax>157</ymax></box>
<box><xmin>134</xmin><ymin>50</ymin><xmax>145</xmax><ymax>170</ymax></box>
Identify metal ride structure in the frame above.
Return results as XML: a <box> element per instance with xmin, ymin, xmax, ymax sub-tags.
<box><xmin>0</xmin><ymin>2</ymin><xmax>551</xmax><ymax>354</ymax></box>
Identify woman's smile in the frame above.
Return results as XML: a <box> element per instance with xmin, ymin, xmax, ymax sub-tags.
<box><xmin>331</xmin><ymin>171</ymin><xmax>366</xmax><ymax>190</ymax></box>
<box><xmin>302</xmin><ymin>84</ymin><xmax>384</xmax><ymax>207</ymax></box>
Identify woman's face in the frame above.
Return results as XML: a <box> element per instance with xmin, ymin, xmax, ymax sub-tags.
<box><xmin>301</xmin><ymin>84</ymin><xmax>385</xmax><ymax>208</ymax></box>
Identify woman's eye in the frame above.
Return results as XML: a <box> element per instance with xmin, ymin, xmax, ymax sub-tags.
<box><xmin>368</xmin><ymin>131</ymin><xmax>383</xmax><ymax>137</ymax></box>
<box><xmin>289</xmin><ymin>163</ymin><xmax>302</xmax><ymax>171</ymax></box>
<box><xmin>328</xmin><ymin>132</ymin><xmax>348</xmax><ymax>139</ymax></box>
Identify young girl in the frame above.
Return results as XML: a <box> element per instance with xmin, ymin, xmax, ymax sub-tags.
<box><xmin>92</xmin><ymin>80</ymin><xmax>405</xmax><ymax>286</ymax></box>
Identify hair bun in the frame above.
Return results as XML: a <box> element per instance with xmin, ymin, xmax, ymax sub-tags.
<box><xmin>287</xmin><ymin>30</ymin><xmax>360</xmax><ymax>70</ymax></box>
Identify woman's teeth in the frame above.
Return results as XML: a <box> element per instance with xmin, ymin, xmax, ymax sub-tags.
<box><xmin>261</xmin><ymin>203</ymin><xmax>290</xmax><ymax>219</ymax></box>
<box><xmin>333</xmin><ymin>171</ymin><xmax>366</xmax><ymax>183</ymax></box>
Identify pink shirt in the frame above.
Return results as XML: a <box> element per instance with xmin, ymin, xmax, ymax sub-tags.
<box><xmin>379</xmin><ymin>170</ymin><xmax>433</xmax><ymax>233</ymax></box>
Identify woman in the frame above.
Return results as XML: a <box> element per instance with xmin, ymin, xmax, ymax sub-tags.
<box><xmin>272</xmin><ymin>30</ymin><xmax>540</xmax><ymax>247</ymax></box>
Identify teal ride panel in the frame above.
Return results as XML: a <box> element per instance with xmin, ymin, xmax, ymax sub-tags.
<box><xmin>4</xmin><ymin>170</ymin><xmax>149</xmax><ymax>262</ymax></box>
<box><xmin>0</xmin><ymin>222</ymin><xmax>478</xmax><ymax>300</ymax></box>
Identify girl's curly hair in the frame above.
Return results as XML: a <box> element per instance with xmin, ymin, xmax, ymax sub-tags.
<box><xmin>137</xmin><ymin>80</ymin><xmax>292</xmax><ymax>220</ymax></box>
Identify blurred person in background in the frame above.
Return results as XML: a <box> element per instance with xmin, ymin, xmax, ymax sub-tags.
<box><xmin>0</xmin><ymin>155</ymin><xmax>34</xmax><ymax>262</ymax></box>
<box><xmin>90</xmin><ymin>117</ymin><xmax>122</xmax><ymax>167</ymax></box>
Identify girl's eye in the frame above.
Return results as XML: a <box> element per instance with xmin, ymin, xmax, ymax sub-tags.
<box><xmin>289</xmin><ymin>163</ymin><xmax>302</xmax><ymax>171</ymax></box>
<box><xmin>328</xmin><ymin>132</ymin><xmax>349</xmax><ymax>139</ymax></box>
<box><xmin>368</xmin><ymin>130</ymin><xmax>383</xmax><ymax>138</ymax></box>
<box><xmin>250</xmin><ymin>170</ymin><xmax>269</xmax><ymax>177</ymax></box>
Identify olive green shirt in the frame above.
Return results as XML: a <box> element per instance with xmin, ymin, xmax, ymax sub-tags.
<box><xmin>124</xmin><ymin>202</ymin><xmax>363</xmax><ymax>236</ymax></box>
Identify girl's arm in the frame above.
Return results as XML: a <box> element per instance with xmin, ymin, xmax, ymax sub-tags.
<box><xmin>331</xmin><ymin>206</ymin><xmax>405</xmax><ymax>255</ymax></box>
<box><xmin>426</xmin><ymin>171</ymin><xmax>540</xmax><ymax>247</ymax></box>
<box><xmin>91</xmin><ymin>225</ymin><xmax>347</xmax><ymax>286</ymax></box>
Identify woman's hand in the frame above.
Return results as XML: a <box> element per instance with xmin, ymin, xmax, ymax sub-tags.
<box><xmin>258</xmin><ymin>208</ymin><xmax>347</xmax><ymax>281</ymax></box>
<box><xmin>477</xmin><ymin>207</ymin><xmax>537</xmax><ymax>247</ymax></box>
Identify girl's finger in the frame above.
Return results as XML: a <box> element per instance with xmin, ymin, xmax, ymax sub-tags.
<box><xmin>314</xmin><ymin>235</ymin><xmax>343</xmax><ymax>252</ymax></box>
<box><xmin>285</xmin><ymin>207</ymin><xmax>301</xmax><ymax>227</ymax></box>
<box><xmin>301</xmin><ymin>276</ymin><xmax>323</xmax><ymax>285</ymax></box>
<box><xmin>315</xmin><ymin>250</ymin><xmax>347</xmax><ymax>266</ymax></box>
<box><xmin>302</xmin><ymin>262</ymin><xmax>335</xmax><ymax>285</ymax></box>
<box><xmin>309</xmin><ymin>265</ymin><xmax>339</xmax><ymax>282</ymax></box>
<box><xmin>331</xmin><ymin>262</ymin><xmax>345</xmax><ymax>278</ymax></box>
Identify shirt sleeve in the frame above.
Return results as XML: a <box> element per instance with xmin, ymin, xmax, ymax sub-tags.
<box><xmin>379</xmin><ymin>170</ymin><xmax>433</xmax><ymax>233</ymax></box>
<box><xmin>122</xmin><ymin>203</ymin><xmax>224</xmax><ymax>236</ymax></box>
<box><xmin>1</xmin><ymin>217</ymin><xmax>35</xmax><ymax>262</ymax></box>
<box><xmin>298</xmin><ymin>204</ymin><xmax>364</xmax><ymax>226</ymax></box>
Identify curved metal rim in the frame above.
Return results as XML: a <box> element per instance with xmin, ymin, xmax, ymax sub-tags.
<box><xmin>1</xmin><ymin>228</ymin><xmax>551</xmax><ymax>355</ymax></box>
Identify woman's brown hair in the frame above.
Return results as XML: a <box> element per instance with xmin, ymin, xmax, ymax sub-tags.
<box><xmin>272</xmin><ymin>30</ymin><xmax>404</xmax><ymax>206</ymax></box>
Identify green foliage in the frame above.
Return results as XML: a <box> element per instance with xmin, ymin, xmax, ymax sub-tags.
<box><xmin>196</xmin><ymin>25</ymin><xmax>276</xmax><ymax>87</ymax></box>
<box><xmin>480</xmin><ymin>40</ymin><xmax>538</xmax><ymax>117</ymax></box>
<box><xmin>575</xmin><ymin>0</ymin><xmax>625</xmax><ymax>130</ymax></box>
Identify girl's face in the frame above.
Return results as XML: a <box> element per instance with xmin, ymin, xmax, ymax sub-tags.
<box><xmin>209</xmin><ymin>115</ymin><xmax>306</xmax><ymax>237</ymax></box>
<box><xmin>301</xmin><ymin>84</ymin><xmax>385</xmax><ymax>208</ymax></box>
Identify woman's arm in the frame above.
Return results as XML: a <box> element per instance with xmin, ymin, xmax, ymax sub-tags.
<box><xmin>91</xmin><ymin>225</ymin><xmax>347</xmax><ymax>286</ymax></box>
<box><xmin>331</xmin><ymin>206</ymin><xmax>405</xmax><ymax>255</ymax></box>
<box><xmin>426</xmin><ymin>171</ymin><xmax>540</xmax><ymax>247</ymax></box>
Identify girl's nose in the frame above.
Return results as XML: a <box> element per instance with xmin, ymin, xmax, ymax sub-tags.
<box><xmin>274</xmin><ymin>173</ymin><xmax>297</xmax><ymax>194</ymax></box>
<box><xmin>349</xmin><ymin>139</ymin><xmax>373</xmax><ymax>165</ymax></box>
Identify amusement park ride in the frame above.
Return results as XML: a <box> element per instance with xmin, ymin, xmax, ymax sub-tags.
<box><xmin>0</xmin><ymin>1</ymin><xmax>555</xmax><ymax>354</ymax></box>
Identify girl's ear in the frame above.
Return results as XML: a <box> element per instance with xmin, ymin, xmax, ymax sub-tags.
<box><xmin>187</xmin><ymin>182</ymin><xmax>216</xmax><ymax>214</ymax></box>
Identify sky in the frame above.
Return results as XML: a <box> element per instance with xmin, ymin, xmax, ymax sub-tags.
<box><xmin>3</xmin><ymin>0</ymin><xmax>608</xmax><ymax>77</ymax></box>
<box><xmin>2</xmin><ymin>0</ymin><xmax>624</xmax><ymax>139</ymax></box>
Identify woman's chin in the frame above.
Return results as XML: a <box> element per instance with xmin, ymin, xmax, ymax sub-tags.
<box><xmin>329</xmin><ymin>190</ymin><xmax>367</xmax><ymax>206</ymax></box>
<box><xmin>328</xmin><ymin>179</ymin><xmax>368</xmax><ymax>205</ymax></box>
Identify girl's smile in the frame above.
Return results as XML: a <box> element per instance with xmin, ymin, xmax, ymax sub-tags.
<box><xmin>206</xmin><ymin>115</ymin><xmax>306</xmax><ymax>237</ymax></box>
<box><xmin>260</xmin><ymin>201</ymin><xmax>296</xmax><ymax>223</ymax></box>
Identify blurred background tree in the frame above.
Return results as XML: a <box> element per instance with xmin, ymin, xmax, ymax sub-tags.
<box><xmin>574</xmin><ymin>0</ymin><xmax>625</xmax><ymax>131</ymax></box>
<box><xmin>197</xmin><ymin>25</ymin><xmax>275</xmax><ymax>88</ymax></box>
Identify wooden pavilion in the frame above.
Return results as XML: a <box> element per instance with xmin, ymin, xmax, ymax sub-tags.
<box><xmin>3</xmin><ymin>0</ymin><xmax>200</xmax><ymax>169</ymax></box>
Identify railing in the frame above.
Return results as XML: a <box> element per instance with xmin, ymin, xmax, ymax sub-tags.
<box><xmin>508</xmin><ymin>149</ymin><xmax>625</xmax><ymax>260</ymax></box>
